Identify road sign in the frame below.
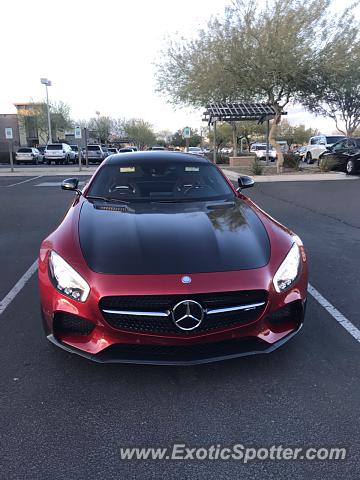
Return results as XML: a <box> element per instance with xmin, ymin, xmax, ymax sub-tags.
<box><xmin>182</xmin><ymin>127</ymin><xmax>191</xmax><ymax>139</ymax></box>
<box><xmin>5</xmin><ymin>127</ymin><xmax>13</xmax><ymax>140</ymax></box>
<box><xmin>74</xmin><ymin>126</ymin><xmax>82</xmax><ymax>139</ymax></box>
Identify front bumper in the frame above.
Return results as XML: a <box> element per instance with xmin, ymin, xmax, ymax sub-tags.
<box><xmin>41</xmin><ymin>288</ymin><xmax>306</xmax><ymax>365</ymax></box>
<box><xmin>46</xmin><ymin>322</ymin><xmax>303</xmax><ymax>365</ymax></box>
<box><xmin>45</xmin><ymin>155</ymin><xmax>66</xmax><ymax>160</ymax></box>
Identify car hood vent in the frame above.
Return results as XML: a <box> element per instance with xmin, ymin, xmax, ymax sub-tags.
<box><xmin>94</xmin><ymin>204</ymin><xmax>129</xmax><ymax>212</ymax></box>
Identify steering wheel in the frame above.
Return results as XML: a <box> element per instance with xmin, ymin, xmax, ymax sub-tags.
<box><xmin>108</xmin><ymin>183</ymin><xmax>138</xmax><ymax>196</ymax></box>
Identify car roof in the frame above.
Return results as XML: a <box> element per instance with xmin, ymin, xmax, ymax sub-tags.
<box><xmin>104</xmin><ymin>151</ymin><xmax>212</xmax><ymax>165</ymax></box>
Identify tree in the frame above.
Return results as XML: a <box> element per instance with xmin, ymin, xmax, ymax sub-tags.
<box><xmin>121</xmin><ymin>118</ymin><xmax>156</xmax><ymax>149</ymax></box>
<box><xmin>156</xmin><ymin>0</ymin><xmax>357</xmax><ymax>172</ymax></box>
<box><xmin>236</xmin><ymin>121</ymin><xmax>265</xmax><ymax>151</ymax></box>
<box><xmin>156</xmin><ymin>129</ymin><xmax>173</xmax><ymax>146</ymax></box>
<box><xmin>189</xmin><ymin>129</ymin><xmax>202</xmax><ymax>147</ymax></box>
<box><xmin>18</xmin><ymin>100</ymin><xmax>72</xmax><ymax>143</ymax></box>
<box><xmin>171</xmin><ymin>130</ymin><xmax>186</xmax><ymax>148</ymax></box>
<box><xmin>300</xmin><ymin>40</ymin><xmax>360</xmax><ymax>137</ymax></box>
<box><xmin>88</xmin><ymin>116</ymin><xmax>113</xmax><ymax>144</ymax></box>
<box><xmin>170</xmin><ymin>129</ymin><xmax>202</xmax><ymax>148</ymax></box>
<box><xmin>208</xmin><ymin>123</ymin><xmax>233</xmax><ymax>151</ymax></box>
<box><xmin>274</xmin><ymin>120</ymin><xmax>319</xmax><ymax>146</ymax></box>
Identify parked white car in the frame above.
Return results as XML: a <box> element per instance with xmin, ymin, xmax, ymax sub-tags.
<box><xmin>44</xmin><ymin>143</ymin><xmax>75</xmax><ymax>165</ymax></box>
<box><xmin>187</xmin><ymin>147</ymin><xmax>205</xmax><ymax>156</ymax></box>
<box><xmin>302</xmin><ymin>135</ymin><xmax>345</xmax><ymax>164</ymax></box>
<box><xmin>85</xmin><ymin>145</ymin><xmax>108</xmax><ymax>164</ymax></box>
<box><xmin>15</xmin><ymin>147</ymin><xmax>42</xmax><ymax>164</ymax></box>
<box><xmin>250</xmin><ymin>143</ymin><xmax>277</xmax><ymax>161</ymax></box>
<box><xmin>107</xmin><ymin>147</ymin><xmax>119</xmax><ymax>154</ymax></box>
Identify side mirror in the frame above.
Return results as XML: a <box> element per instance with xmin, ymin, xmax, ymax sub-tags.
<box><xmin>237</xmin><ymin>175</ymin><xmax>255</xmax><ymax>191</ymax></box>
<box><xmin>61</xmin><ymin>178</ymin><xmax>81</xmax><ymax>195</ymax></box>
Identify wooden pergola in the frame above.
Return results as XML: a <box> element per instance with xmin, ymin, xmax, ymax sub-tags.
<box><xmin>202</xmin><ymin>102</ymin><xmax>285</xmax><ymax>163</ymax></box>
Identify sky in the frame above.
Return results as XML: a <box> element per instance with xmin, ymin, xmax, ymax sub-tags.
<box><xmin>0</xmin><ymin>0</ymin><xmax>358</xmax><ymax>135</ymax></box>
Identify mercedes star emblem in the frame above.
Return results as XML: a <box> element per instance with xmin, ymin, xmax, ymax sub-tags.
<box><xmin>171</xmin><ymin>300</ymin><xmax>204</xmax><ymax>331</ymax></box>
<box><xmin>181</xmin><ymin>275</ymin><xmax>192</xmax><ymax>284</ymax></box>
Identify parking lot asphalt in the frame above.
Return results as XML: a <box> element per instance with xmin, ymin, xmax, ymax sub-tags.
<box><xmin>0</xmin><ymin>175</ymin><xmax>359</xmax><ymax>479</ymax></box>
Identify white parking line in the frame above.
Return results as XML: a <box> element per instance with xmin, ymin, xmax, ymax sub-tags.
<box><xmin>308</xmin><ymin>283</ymin><xmax>360</xmax><ymax>343</ymax></box>
<box><xmin>6</xmin><ymin>176</ymin><xmax>43</xmax><ymax>187</ymax></box>
<box><xmin>0</xmin><ymin>260</ymin><xmax>38</xmax><ymax>315</ymax></box>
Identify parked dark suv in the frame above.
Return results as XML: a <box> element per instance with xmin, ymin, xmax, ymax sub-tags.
<box><xmin>319</xmin><ymin>137</ymin><xmax>360</xmax><ymax>175</ymax></box>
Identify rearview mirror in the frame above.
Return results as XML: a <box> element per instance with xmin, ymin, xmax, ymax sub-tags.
<box><xmin>61</xmin><ymin>178</ymin><xmax>81</xmax><ymax>194</ymax></box>
<box><xmin>237</xmin><ymin>175</ymin><xmax>255</xmax><ymax>190</ymax></box>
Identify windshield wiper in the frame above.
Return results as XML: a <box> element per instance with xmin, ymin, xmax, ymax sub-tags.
<box><xmin>150</xmin><ymin>199</ymin><xmax>183</xmax><ymax>203</ymax></box>
<box><xmin>86</xmin><ymin>195</ymin><xmax>130</xmax><ymax>204</ymax></box>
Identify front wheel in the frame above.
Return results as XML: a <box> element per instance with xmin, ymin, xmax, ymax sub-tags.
<box><xmin>346</xmin><ymin>159</ymin><xmax>356</xmax><ymax>175</ymax></box>
<box><xmin>306</xmin><ymin>152</ymin><xmax>313</xmax><ymax>164</ymax></box>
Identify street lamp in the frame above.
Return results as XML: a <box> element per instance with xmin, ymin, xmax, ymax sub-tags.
<box><xmin>95</xmin><ymin>111</ymin><xmax>101</xmax><ymax>144</ymax></box>
<box><xmin>40</xmin><ymin>78</ymin><xmax>52</xmax><ymax>143</ymax></box>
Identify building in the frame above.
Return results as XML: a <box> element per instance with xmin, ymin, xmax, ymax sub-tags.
<box><xmin>0</xmin><ymin>114</ymin><xmax>20</xmax><ymax>161</ymax></box>
<box><xmin>14</xmin><ymin>103</ymin><xmax>49</xmax><ymax>147</ymax></box>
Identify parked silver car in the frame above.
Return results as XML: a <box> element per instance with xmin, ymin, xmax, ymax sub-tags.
<box><xmin>85</xmin><ymin>145</ymin><xmax>108</xmax><ymax>164</ymax></box>
<box><xmin>107</xmin><ymin>147</ymin><xmax>119</xmax><ymax>154</ymax></box>
<box><xmin>15</xmin><ymin>147</ymin><xmax>42</xmax><ymax>165</ymax></box>
<box><xmin>44</xmin><ymin>143</ymin><xmax>75</xmax><ymax>165</ymax></box>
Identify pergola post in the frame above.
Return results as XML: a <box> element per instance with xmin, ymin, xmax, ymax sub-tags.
<box><xmin>213</xmin><ymin>121</ymin><xmax>217</xmax><ymax>164</ymax></box>
<box><xmin>266</xmin><ymin>119</ymin><xmax>270</xmax><ymax>165</ymax></box>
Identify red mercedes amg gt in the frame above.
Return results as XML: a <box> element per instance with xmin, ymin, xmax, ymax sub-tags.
<box><xmin>39</xmin><ymin>152</ymin><xmax>308</xmax><ymax>364</ymax></box>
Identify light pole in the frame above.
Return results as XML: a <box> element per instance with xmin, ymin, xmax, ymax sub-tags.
<box><xmin>95</xmin><ymin>111</ymin><xmax>101</xmax><ymax>144</ymax></box>
<box><xmin>40</xmin><ymin>78</ymin><xmax>52</xmax><ymax>143</ymax></box>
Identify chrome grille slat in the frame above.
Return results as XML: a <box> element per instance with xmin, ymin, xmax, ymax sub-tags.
<box><xmin>99</xmin><ymin>291</ymin><xmax>268</xmax><ymax>335</ymax></box>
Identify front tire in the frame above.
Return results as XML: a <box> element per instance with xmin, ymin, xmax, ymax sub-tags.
<box><xmin>306</xmin><ymin>152</ymin><xmax>313</xmax><ymax>164</ymax></box>
<box><xmin>346</xmin><ymin>159</ymin><xmax>356</xmax><ymax>175</ymax></box>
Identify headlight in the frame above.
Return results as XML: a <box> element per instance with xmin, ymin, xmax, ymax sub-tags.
<box><xmin>273</xmin><ymin>243</ymin><xmax>301</xmax><ymax>293</ymax></box>
<box><xmin>48</xmin><ymin>251</ymin><xmax>90</xmax><ymax>302</ymax></box>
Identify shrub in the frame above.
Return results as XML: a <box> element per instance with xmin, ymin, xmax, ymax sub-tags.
<box><xmin>204</xmin><ymin>152</ymin><xmax>229</xmax><ymax>164</ymax></box>
<box><xmin>283</xmin><ymin>153</ymin><xmax>300</xmax><ymax>170</ymax></box>
<box><xmin>319</xmin><ymin>157</ymin><xmax>339</xmax><ymax>172</ymax></box>
<box><xmin>251</xmin><ymin>158</ymin><xmax>264</xmax><ymax>175</ymax></box>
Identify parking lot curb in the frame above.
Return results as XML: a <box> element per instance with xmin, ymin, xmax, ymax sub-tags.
<box><xmin>222</xmin><ymin>169</ymin><xmax>358</xmax><ymax>182</ymax></box>
<box><xmin>0</xmin><ymin>168</ymin><xmax>97</xmax><ymax>177</ymax></box>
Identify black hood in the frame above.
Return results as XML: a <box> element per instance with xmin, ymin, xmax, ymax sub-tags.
<box><xmin>78</xmin><ymin>200</ymin><xmax>270</xmax><ymax>275</ymax></box>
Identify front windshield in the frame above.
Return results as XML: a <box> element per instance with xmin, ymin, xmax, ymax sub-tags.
<box><xmin>325</xmin><ymin>136</ymin><xmax>344</xmax><ymax>144</ymax></box>
<box><xmin>86</xmin><ymin>160</ymin><xmax>235</xmax><ymax>202</ymax></box>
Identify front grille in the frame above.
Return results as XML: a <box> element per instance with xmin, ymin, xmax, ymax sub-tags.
<box><xmin>53</xmin><ymin>312</ymin><xmax>95</xmax><ymax>336</ymax></box>
<box><xmin>100</xmin><ymin>290</ymin><xmax>267</xmax><ymax>335</ymax></box>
